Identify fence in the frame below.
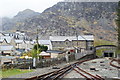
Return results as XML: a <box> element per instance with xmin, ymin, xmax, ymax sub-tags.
<box><xmin>75</xmin><ymin>50</ymin><xmax>95</xmax><ymax>60</ymax></box>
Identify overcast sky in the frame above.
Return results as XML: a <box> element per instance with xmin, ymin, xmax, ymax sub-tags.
<box><xmin>0</xmin><ymin>0</ymin><xmax>63</xmax><ymax>18</ymax></box>
<box><xmin>0</xmin><ymin>0</ymin><xmax>119</xmax><ymax>18</ymax></box>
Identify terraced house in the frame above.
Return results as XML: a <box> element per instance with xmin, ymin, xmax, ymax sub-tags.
<box><xmin>49</xmin><ymin>35</ymin><xmax>94</xmax><ymax>51</ymax></box>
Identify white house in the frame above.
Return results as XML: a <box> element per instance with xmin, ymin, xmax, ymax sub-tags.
<box><xmin>0</xmin><ymin>45</ymin><xmax>15</xmax><ymax>56</ymax></box>
<box><xmin>4</xmin><ymin>30</ymin><xmax>30</xmax><ymax>40</ymax></box>
<box><xmin>0</xmin><ymin>56</ymin><xmax>16</xmax><ymax>65</ymax></box>
<box><xmin>0</xmin><ymin>36</ymin><xmax>16</xmax><ymax>46</ymax></box>
<box><xmin>25</xmin><ymin>41</ymin><xmax>34</xmax><ymax>49</ymax></box>
<box><xmin>15</xmin><ymin>40</ymin><xmax>26</xmax><ymax>49</ymax></box>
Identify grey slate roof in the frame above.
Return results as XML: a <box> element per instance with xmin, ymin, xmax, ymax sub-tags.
<box><xmin>15</xmin><ymin>40</ymin><xmax>24</xmax><ymax>44</ymax></box>
<box><xmin>46</xmin><ymin>50</ymin><xmax>65</xmax><ymax>54</ymax></box>
<box><xmin>38</xmin><ymin>40</ymin><xmax>51</xmax><ymax>45</ymax></box>
<box><xmin>50</xmin><ymin>36</ymin><xmax>77</xmax><ymax>41</ymax></box>
<box><xmin>50</xmin><ymin>35</ymin><xmax>94</xmax><ymax>41</ymax></box>
<box><xmin>0</xmin><ymin>56</ymin><xmax>16</xmax><ymax>59</ymax></box>
<box><xmin>0</xmin><ymin>45</ymin><xmax>14</xmax><ymax>51</ymax></box>
<box><xmin>0</xmin><ymin>36</ymin><xmax>13</xmax><ymax>43</ymax></box>
<box><xmin>78</xmin><ymin>35</ymin><xmax>94</xmax><ymax>41</ymax></box>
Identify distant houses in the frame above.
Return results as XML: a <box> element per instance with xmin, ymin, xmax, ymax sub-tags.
<box><xmin>0</xmin><ymin>56</ymin><xmax>16</xmax><ymax>65</ymax></box>
<box><xmin>0</xmin><ymin>30</ymin><xmax>94</xmax><ymax>61</ymax></box>
<box><xmin>0</xmin><ymin>31</ymin><xmax>34</xmax><ymax>56</ymax></box>
<box><xmin>0</xmin><ymin>45</ymin><xmax>15</xmax><ymax>56</ymax></box>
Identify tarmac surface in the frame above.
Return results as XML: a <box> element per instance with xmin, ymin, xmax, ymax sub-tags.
<box><xmin>7</xmin><ymin>61</ymin><xmax>76</xmax><ymax>79</ymax></box>
<box><xmin>64</xmin><ymin>58</ymin><xmax>119</xmax><ymax>79</ymax></box>
<box><xmin>2</xmin><ymin>58</ymin><xmax>120</xmax><ymax>80</ymax></box>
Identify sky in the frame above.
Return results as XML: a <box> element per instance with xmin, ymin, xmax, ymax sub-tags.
<box><xmin>0</xmin><ymin>0</ymin><xmax>64</xmax><ymax>18</ymax></box>
<box><xmin>0</xmin><ymin>0</ymin><xmax>119</xmax><ymax>18</ymax></box>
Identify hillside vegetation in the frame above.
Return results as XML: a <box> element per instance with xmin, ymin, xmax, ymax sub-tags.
<box><xmin>2</xmin><ymin>2</ymin><xmax>118</xmax><ymax>41</ymax></box>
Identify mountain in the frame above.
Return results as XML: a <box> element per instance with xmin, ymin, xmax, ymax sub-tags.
<box><xmin>14</xmin><ymin>9</ymin><xmax>40</xmax><ymax>20</ymax></box>
<box><xmin>1</xmin><ymin>2</ymin><xmax>118</xmax><ymax>41</ymax></box>
<box><xmin>2</xmin><ymin>9</ymin><xmax>40</xmax><ymax>31</ymax></box>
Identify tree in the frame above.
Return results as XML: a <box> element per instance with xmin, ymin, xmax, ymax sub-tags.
<box><xmin>39</xmin><ymin>45</ymin><xmax>48</xmax><ymax>51</ymax></box>
<box><xmin>32</xmin><ymin>44</ymin><xmax>41</xmax><ymax>58</ymax></box>
<box><xmin>32</xmin><ymin>44</ymin><xmax>48</xmax><ymax>58</ymax></box>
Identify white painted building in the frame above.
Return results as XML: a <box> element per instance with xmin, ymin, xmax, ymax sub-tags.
<box><xmin>0</xmin><ymin>56</ymin><xmax>16</xmax><ymax>65</ymax></box>
<box><xmin>0</xmin><ymin>45</ymin><xmax>15</xmax><ymax>56</ymax></box>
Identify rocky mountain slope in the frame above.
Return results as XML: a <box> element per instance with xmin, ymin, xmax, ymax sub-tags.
<box><xmin>1</xmin><ymin>2</ymin><xmax>118</xmax><ymax>41</ymax></box>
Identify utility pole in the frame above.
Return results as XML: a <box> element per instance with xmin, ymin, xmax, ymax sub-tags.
<box><xmin>76</xmin><ymin>30</ymin><xmax>78</xmax><ymax>53</ymax></box>
<box><xmin>36</xmin><ymin>29</ymin><xmax>39</xmax><ymax>57</ymax></box>
<box><xmin>33</xmin><ymin>29</ymin><xmax>39</xmax><ymax>69</ymax></box>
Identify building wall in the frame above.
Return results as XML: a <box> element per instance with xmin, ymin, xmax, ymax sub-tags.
<box><xmin>51</xmin><ymin>53</ymin><xmax>65</xmax><ymax>58</ymax></box>
<box><xmin>1</xmin><ymin>50</ymin><xmax>15</xmax><ymax>56</ymax></box>
<box><xmin>26</xmin><ymin>43</ymin><xmax>33</xmax><ymax>49</ymax></box>
<box><xmin>16</xmin><ymin>42</ymin><xmax>26</xmax><ymax>49</ymax></box>
<box><xmin>51</xmin><ymin>40</ymin><xmax>94</xmax><ymax>50</ymax></box>
<box><xmin>51</xmin><ymin>41</ymin><xmax>72</xmax><ymax>50</ymax></box>
<box><xmin>0</xmin><ymin>57</ymin><xmax>16</xmax><ymax>65</ymax></box>
<box><xmin>72</xmin><ymin>40</ymin><xmax>86</xmax><ymax>48</ymax></box>
<box><xmin>10</xmin><ymin>38</ymin><xmax>16</xmax><ymax>47</ymax></box>
<box><xmin>0</xmin><ymin>40</ymin><xmax>9</xmax><ymax>45</ymax></box>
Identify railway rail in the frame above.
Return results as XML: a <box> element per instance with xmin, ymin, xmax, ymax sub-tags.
<box><xmin>25</xmin><ymin>59</ymin><xmax>104</xmax><ymax>80</ymax></box>
<box><xmin>110</xmin><ymin>58</ymin><xmax>120</xmax><ymax>69</ymax></box>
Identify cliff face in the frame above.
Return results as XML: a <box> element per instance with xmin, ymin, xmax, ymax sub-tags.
<box><xmin>2</xmin><ymin>2</ymin><xmax>118</xmax><ymax>41</ymax></box>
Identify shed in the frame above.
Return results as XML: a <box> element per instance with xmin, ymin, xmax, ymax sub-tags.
<box><xmin>46</xmin><ymin>50</ymin><xmax>65</xmax><ymax>58</ymax></box>
<box><xmin>39</xmin><ymin>51</ymin><xmax>51</xmax><ymax>59</ymax></box>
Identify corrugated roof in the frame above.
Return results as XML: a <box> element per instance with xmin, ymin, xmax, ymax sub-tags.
<box><xmin>0</xmin><ymin>45</ymin><xmax>14</xmax><ymax>51</ymax></box>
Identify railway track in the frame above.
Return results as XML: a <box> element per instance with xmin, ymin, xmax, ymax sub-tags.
<box><xmin>110</xmin><ymin>58</ymin><xmax>120</xmax><ymax>69</ymax></box>
<box><xmin>74</xmin><ymin>66</ymin><xmax>104</xmax><ymax>80</ymax></box>
<box><xmin>25</xmin><ymin>59</ymin><xmax>104</xmax><ymax>80</ymax></box>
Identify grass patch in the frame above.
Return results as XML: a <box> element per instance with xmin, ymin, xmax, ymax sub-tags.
<box><xmin>94</xmin><ymin>39</ymin><xmax>115</xmax><ymax>46</ymax></box>
<box><xmin>1</xmin><ymin>69</ymin><xmax>33</xmax><ymax>78</ymax></box>
<box><xmin>96</xmin><ymin>49</ymin><xmax>113</xmax><ymax>57</ymax></box>
<box><xmin>94</xmin><ymin>39</ymin><xmax>116</xmax><ymax>57</ymax></box>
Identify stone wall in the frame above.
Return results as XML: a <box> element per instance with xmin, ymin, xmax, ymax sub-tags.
<box><xmin>1</xmin><ymin>53</ymin><xmax>95</xmax><ymax>70</ymax></box>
